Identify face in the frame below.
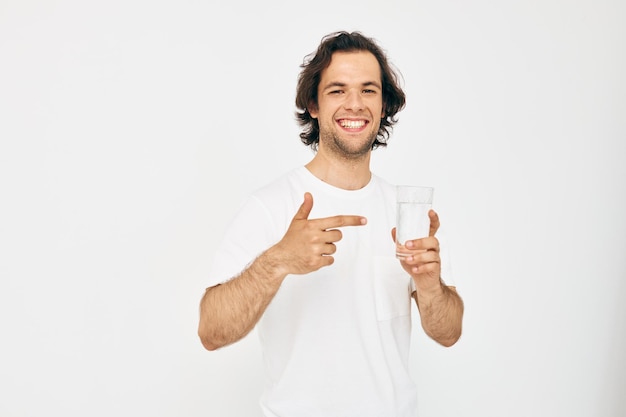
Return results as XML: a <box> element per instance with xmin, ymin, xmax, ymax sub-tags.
<box><xmin>309</xmin><ymin>51</ymin><xmax>384</xmax><ymax>159</ymax></box>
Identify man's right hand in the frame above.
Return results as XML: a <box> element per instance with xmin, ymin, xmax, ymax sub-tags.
<box><xmin>267</xmin><ymin>192</ymin><xmax>367</xmax><ymax>276</ymax></box>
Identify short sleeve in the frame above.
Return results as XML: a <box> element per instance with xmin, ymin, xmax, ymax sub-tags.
<box><xmin>205</xmin><ymin>196</ymin><xmax>279</xmax><ymax>288</ymax></box>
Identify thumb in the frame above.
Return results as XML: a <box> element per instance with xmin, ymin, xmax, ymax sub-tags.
<box><xmin>428</xmin><ymin>209</ymin><xmax>440</xmax><ymax>236</ymax></box>
<box><xmin>390</xmin><ymin>227</ymin><xmax>397</xmax><ymax>243</ymax></box>
<box><xmin>293</xmin><ymin>192</ymin><xmax>313</xmax><ymax>221</ymax></box>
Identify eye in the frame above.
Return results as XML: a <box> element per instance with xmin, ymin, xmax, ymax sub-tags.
<box><xmin>329</xmin><ymin>90</ymin><xmax>343</xmax><ymax>95</ymax></box>
<box><xmin>363</xmin><ymin>89</ymin><xmax>377</xmax><ymax>94</ymax></box>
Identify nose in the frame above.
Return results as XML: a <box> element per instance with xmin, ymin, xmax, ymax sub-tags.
<box><xmin>343</xmin><ymin>90</ymin><xmax>364</xmax><ymax>112</ymax></box>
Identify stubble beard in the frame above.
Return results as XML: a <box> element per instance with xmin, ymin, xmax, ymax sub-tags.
<box><xmin>320</xmin><ymin>129</ymin><xmax>378</xmax><ymax>161</ymax></box>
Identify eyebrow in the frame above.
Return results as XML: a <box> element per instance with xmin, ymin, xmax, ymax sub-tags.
<box><xmin>322</xmin><ymin>81</ymin><xmax>382</xmax><ymax>91</ymax></box>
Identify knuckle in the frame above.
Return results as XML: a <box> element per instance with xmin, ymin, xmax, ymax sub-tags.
<box><xmin>306</xmin><ymin>258</ymin><xmax>320</xmax><ymax>270</ymax></box>
<box><xmin>330</xmin><ymin>243</ymin><xmax>337</xmax><ymax>254</ymax></box>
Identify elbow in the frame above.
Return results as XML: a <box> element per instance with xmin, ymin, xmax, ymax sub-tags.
<box><xmin>197</xmin><ymin>316</ymin><xmax>225</xmax><ymax>351</ymax></box>
<box><xmin>200</xmin><ymin>339</ymin><xmax>221</xmax><ymax>352</ymax></box>
<box><xmin>198</xmin><ymin>287</ymin><xmax>227</xmax><ymax>351</ymax></box>
<box><xmin>198</xmin><ymin>328</ymin><xmax>223</xmax><ymax>351</ymax></box>
<box><xmin>438</xmin><ymin>332</ymin><xmax>462</xmax><ymax>348</ymax></box>
<box><xmin>198</xmin><ymin>315</ymin><xmax>240</xmax><ymax>351</ymax></box>
<box><xmin>427</xmin><ymin>323</ymin><xmax>462</xmax><ymax>348</ymax></box>
<box><xmin>437</xmin><ymin>324</ymin><xmax>463</xmax><ymax>348</ymax></box>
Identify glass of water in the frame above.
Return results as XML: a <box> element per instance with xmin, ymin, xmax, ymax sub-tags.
<box><xmin>395</xmin><ymin>185</ymin><xmax>434</xmax><ymax>252</ymax></box>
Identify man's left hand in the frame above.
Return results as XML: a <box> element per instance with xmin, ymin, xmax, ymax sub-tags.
<box><xmin>392</xmin><ymin>209</ymin><xmax>442</xmax><ymax>292</ymax></box>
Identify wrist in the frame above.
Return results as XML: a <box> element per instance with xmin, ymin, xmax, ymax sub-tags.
<box><xmin>414</xmin><ymin>278</ymin><xmax>445</xmax><ymax>300</ymax></box>
<box><xmin>255</xmin><ymin>247</ymin><xmax>290</xmax><ymax>284</ymax></box>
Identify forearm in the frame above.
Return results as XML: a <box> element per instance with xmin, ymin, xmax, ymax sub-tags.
<box><xmin>198</xmin><ymin>249</ymin><xmax>287</xmax><ymax>351</ymax></box>
<box><xmin>414</xmin><ymin>283</ymin><xmax>464</xmax><ymax>347</ymax></box>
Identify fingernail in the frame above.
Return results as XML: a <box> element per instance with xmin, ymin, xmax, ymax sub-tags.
<box><xmin>361</xmin><ymin>217</ymin><xmax>367</xmax><ymax>225</ymax></box>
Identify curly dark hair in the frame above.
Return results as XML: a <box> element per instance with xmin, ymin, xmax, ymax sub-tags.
<box><xmin>295</xmin><ymin>31</ymin><xmax>406</xmax><ymax>150</ymax></box>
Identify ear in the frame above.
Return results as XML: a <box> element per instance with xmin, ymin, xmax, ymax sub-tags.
<box><xmin>308</xmin><ymin>102</ymin><xmax>318</xmax><ymax>119</ymax></box>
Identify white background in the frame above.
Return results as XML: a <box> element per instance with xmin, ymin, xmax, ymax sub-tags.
<box><xmin>1</xmin><ymin>1</ymin><xmax>624</xmax><ymax>416</ymax></box>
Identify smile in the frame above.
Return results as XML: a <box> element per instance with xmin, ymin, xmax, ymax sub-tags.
<box><xmin>338</xmin><ymin>119</ymin><xmax>367</xmax><ymax>129</ymax></box>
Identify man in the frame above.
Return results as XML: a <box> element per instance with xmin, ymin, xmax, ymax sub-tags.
<box><xmin>198</xmin><ymin>31</ymin><xmax>464</xmax><ymax>417</ymax></box>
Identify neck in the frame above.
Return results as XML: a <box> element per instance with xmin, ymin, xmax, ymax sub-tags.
<box><xmin>305</xmin><ymin>151</ymin><xmax>372</xmax><ymax>190</ymax></box>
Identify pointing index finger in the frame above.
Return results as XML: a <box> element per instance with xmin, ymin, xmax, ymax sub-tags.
<box><xmin>316</xmin><ymin>215</ymin><xmax>367</xmax><ymax>230</ymax></box>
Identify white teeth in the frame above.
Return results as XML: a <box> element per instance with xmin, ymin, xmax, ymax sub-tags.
<box><xmin>340</xmin><ymin>120</ymin><xmax>365</xmax><ymax>128</ymax></box>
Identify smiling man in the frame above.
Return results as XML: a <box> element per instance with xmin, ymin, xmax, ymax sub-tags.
<box><xmin>311</xmin><ymin>51</ymin><xmax>383</xmax><ymax>159</ymax></box>
<box><xmin>198</xmin><ymin>31</ymin><xmax>464</xmax><ymax>417</ymax></box>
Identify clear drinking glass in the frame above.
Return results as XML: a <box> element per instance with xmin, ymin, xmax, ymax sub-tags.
<box><xmin>395</xmin><ymin>185</ymin><xmax>434</xmax><ymax>251</ymax></box>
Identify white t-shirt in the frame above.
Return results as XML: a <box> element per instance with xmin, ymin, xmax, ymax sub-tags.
<box><xmin>207</xmin><ymin>167</ymin><xmax>453</xmax><ymax>417</ymax></box>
